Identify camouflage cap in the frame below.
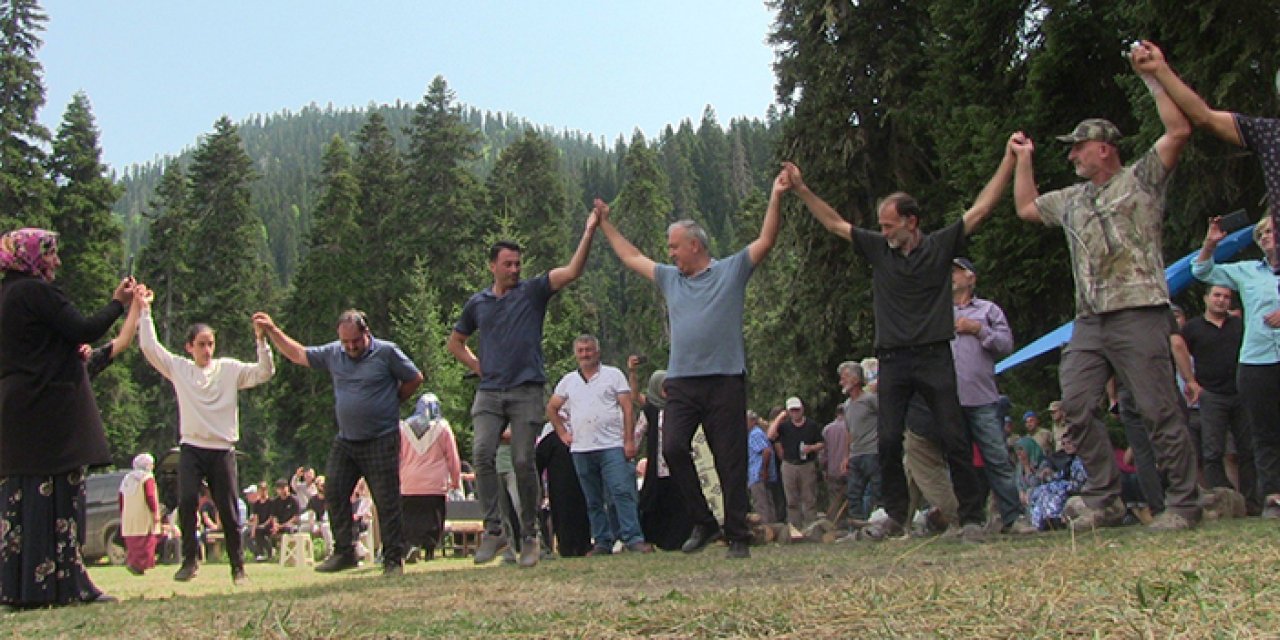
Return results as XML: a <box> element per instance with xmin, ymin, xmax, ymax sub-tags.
<box><xmin>1055</xmin><ymin>118</ymin><xmax>1122</xmax><ymax>144</ymax></box>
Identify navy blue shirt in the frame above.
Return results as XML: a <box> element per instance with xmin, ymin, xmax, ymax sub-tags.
<box><xmin>455</xmin><ymin>274</ymin><xmax>556</xmax><ymax>390</ymax></box>
<box><xmin>306</xmin><ymin>336</ymin><xmax>420</xmax><ymax>441</ymax></box>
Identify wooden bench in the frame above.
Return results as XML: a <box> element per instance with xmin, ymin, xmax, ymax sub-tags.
<box><xmin>204</xmin><ymin>531</ymin><xmax>225</xmax><ymax>562</ymax></box>
<box><xmin>442</xmin><ymin>521</ymin><xmax>484</xmax><ymax>557</ymax></box>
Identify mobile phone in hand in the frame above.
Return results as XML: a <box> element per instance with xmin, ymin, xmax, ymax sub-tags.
<box><xmin>1217</xmin><ymin>209</ymin><xmax>1251</xmax><ymax>234</ymax></box>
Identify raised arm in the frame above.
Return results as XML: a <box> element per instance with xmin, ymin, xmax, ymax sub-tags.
<box><xmin>108</xmin><ymin>284</ymin><xmax>147</xmax><ymax>358</ymax></box>
<box><xmin>746</xmin><ymin>169</ymin><xmax>788</xmax><ymax>265</ymax></box>
<box><xmin>1136</xmin><ymin>41</ymin><xmax>1242</xmax><ymax>147</ymax></box>
<box><xmin>1010</xmin><ymin>133</ymin><xmax>1044</xmax><ymax>223</ymax></box>
<box><xmin>548</xmin><ymin>206</ymin><xmax>600</xmax><ymax>291</ymax></box>
<box><xmin>137</xmin><ymin>288</ymin><xmax>178</xmax><ymax>378</ymax></box>
<box><xmin>961</xmin><ymin>144</ymin><xmax>1017</xmax><ymax>235</ymax></box>
<box><xmin>1131</xmin><ymin>42</ymin><xmax>1191</xmax><ymax>170</ymax></box>
<box><xmin>784</xmin><ymin>162</ymin><xmax>853</xmax><ymax>241</ymax></box>
<box><xmin>597</xmin><ymin>199</ymin><xmax>658</xmax><ymax>281</ymax></box>
<box><xmin>251</xmin><ymin>312</ymin><xmax>309</xmax><ymax>367</ymax></box>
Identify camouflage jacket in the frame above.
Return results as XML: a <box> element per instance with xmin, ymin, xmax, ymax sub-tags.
<box><xmin>1035</xmin><ymin>147</ymin><xmax>1171</xmax><ymax>317</ymax></box>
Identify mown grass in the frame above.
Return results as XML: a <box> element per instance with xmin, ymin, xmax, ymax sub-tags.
<box><xmin>4</xmin><ymin>518</ymin><xmax>1279</xmax><ymax>638</ymax></box>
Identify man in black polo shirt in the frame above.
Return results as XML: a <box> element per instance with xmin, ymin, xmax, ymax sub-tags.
<box><xmin>447</xmin><ymin>205</ymin><xmax>600</xmax><ymax>567</ymax></box>
<box><xmin>767</xmin><ymin>397</ymin><xmax>824</xmax><ymax>529</ymax></box>
<box><xmin>782</xmin><ymin>137</ymin><xmax>1017</xmax><ymax>541</ymax></box>
<box><xmin>1181</xmin><ymin>285</ymin><xmax>1259</xmax><ymax>513</ymax></box>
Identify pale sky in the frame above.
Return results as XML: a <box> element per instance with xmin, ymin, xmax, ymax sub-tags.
<box><xmin>37</xmin><ymin>1</ymin><xmax>781</xmax><ymax>172</ymax></box>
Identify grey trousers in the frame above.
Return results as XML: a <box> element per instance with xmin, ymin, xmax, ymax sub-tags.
<box><xmin>471</xmin><ymin>384</ymin><xmax>545</xmax><ymax>539</ymax></box>
<box><xmin>1060</xmin><ymin>307</ymin><xmax>1200</xmax><ymax>519</ymax></box>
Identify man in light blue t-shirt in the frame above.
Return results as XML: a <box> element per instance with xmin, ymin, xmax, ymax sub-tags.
<box><xmin>597</xmin><ymin>170</ymin><xmax>788</xmax><ymax>559</ymax></box>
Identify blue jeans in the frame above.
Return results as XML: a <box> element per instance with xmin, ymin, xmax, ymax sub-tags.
<box><xmin>963</xmin><ymin>403</ymin><xmax>1023</xmax><ymax>525</ymax></box>
<box><xmin>572</xmin><ymin>447</ymin><xmax>644</xmax><ymax>547</ymax></box>
<box><xmin>845</xmin><ymin>453</ymin><xmax>880</xmax><ymax>520</ymax></box>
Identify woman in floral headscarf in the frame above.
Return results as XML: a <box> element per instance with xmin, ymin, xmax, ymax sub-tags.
<box><xmin>0</xmin><ymin>228</ymin><xmax>135</xmax><ymax>608</ymax></box>
<box><xmin>118</xmin><ymin>453</ymin><xmax>161</xmax><ymax>575</ymax></box>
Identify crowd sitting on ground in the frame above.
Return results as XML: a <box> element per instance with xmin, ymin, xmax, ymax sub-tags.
<box><xmin>5</xmin><ymin>40</ymin><xmax>1280</xmax><ymax>609</ymax></box>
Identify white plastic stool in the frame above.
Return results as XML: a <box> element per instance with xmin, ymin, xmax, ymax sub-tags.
<box><xmin>278</xmin><ymin>533</ymin><xmax>315</xmax><ymax>567</ymax></box>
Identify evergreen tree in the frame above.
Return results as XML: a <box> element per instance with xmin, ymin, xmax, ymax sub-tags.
<box><xmin>694</xmin><ymin>106</ymin><xmax>735</xmax><ymax>252</ymax></box>
<box><xmin>402</xmin><ymin>76</ymin><xmax>486</xmax><ymax>312</ymax></box>
<box><xmin>352</xmin><ymin>111</ymin><xmax>406</xmax><ymax>330</ymax></box>
<box><xmin>659</xmin><ymin>122</ymin><xmax>702</xmax><ymax>225</ymax></box>
<box><xmin>48</xmin><ymin>92</ymin><xmax>124</xmax><ymax>310</ymax></box>
<box><xmin>486</xmin><ymin>129</ymin><xmax>570</xmax><ymax>272</ymax></box>
<box><xmin>0</xmin><ymin>0</ymin><xmax>53</xmax><ymax>229</ymax></box>
<box><xmin>274</xmin><ymin>135</ymin><xmax>365</xmax><ymax>464</ymax></box>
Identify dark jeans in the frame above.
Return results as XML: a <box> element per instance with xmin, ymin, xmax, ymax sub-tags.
<box><xmin>844</xmin><ymin>453</ymin><xmax>881</xmax><ymax>520</ymax></box>
<box><xmin>662</xmin><ymin>375</ymin><xmax>750</xmax><ymax>543</ymax></box>
<box><xmin>1199</xmin><ymin>388</ymin><xmax>1259</xmax><ymax>512</ymax></box>
<box><xmin>1237</xmin><ymin>363</ymin><xmax>1280</xmax><ymax>498</ymax></box>
<box><xmin>177</xmin><ymin>445</ymin><xmax>243</xmax><ymax>569</ymax></box>
<box><xmin>326</xmin><ymin>432</ymin><xmax>403</xmax><ymax>566</ymax></box>
<box><xmin>1116</xmin><ymin>386</ymin><xmax>1166</xmax><ymax>513</ymax></box>
<box><xmin>1060</xmin><ymin>307</ymin><xmax>1199</xmax><ymax>519</ymax></box>
<box><xmin>876</xmin><ymin>341</ymin><xmax>984</xmax><ymax>526</ymax></box>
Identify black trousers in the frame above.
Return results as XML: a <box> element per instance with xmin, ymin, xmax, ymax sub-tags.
<box><xmin>325</xmin><ymin>432</ymin><xmax>403</xmax><ymax>566</ymax></box>
<box><xmin>661</xmin><ymin>375</ymin><xmax>750</xmax><ymax>543</ymax></box>
<box><xmin>1238</xmin><ymin>363</ymin><xmax>1280</xmax><ymax>498</ymax></box>
<box><xmin>177</xmin><ymin>445</ymin><xmax>243</xmax><ymax>569</ymax></box>
<box><xmin>876</xmin><ymin>341</ymin><xmax>985</xmax><ymax>526</ymax></box>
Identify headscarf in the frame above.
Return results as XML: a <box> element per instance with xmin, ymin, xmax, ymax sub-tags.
<box><xmin>0</xmin><ymin>228</ymin><xmax>59</xmax><ymax>281</ymax></box>
<box><xmin>119</xmin><ymin>452</ymin><xmax>155</xmax><ymax>496</ymax></box>
<box><xmin>646</xmin><ymin>369</ymin><xmax>668</xmax><ymax>410</ymax></box>
<box><xmin>402</xmin><ymin>392</ymin><xmax>447</xmax><ymax>454</ymax></box>
<box><xmin>1015</xmin><ymin>436</ymin><xmax>1045</xmax><ymax>468</ymax></box>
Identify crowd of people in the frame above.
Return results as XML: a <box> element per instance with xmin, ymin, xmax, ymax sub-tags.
<box><xmin>2</xmin><ymin>40</ymin><xmax>1279</xmax><ymax>610</ymax></box>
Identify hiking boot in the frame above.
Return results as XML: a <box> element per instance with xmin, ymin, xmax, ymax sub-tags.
<box><xmin>856</xmin><ymin>518</ymin><xmax>904</xmax><ymax>541</ymax></box>
<box><xmin>1002</xmin><ymin>515</ymin><xmax>1039</xmax><ymax>535</ymax></box>
<box><xmin>959</xmin><ymin>522</ymin><xmax>987</xmax><ymax>544</ymax></box>
<box><xmin>231</xmin><ymin>567</ymin><xmax>247</xmax><ymax>586</ymax></box>
<box><xmin>726</xmin><ymin>540</ymin><xmax>750</xmax><ymax>559</ymax></box>
<box><xmin>624</xmin><ymin>541</ymin><xmax>654</xmax><ymax>554</ymax></box>
<box><xmin>1064</xmin><ymin>496</ymin><xmax>1125</xmax><ymax>532</ymax></box>
<box><xmin>382</xmin><ymin>562</ymin><xmax>403</xmax><ymax>577</ymax></box>
<box><xmin>518</xmin><ymin>536</ymin><xmax>540</xmax><ymax>568</ymax></box>
<box><xmin>1147</xmin><ymin>511</ymin><xmax>1196</xmax><ymax>532</ymax></box>
<box><xmin>680</xmin><ymin>525</ymin><xmax>724</xmax><ymax>553</ymax></box>
<box><xmin>173</xmin><ymin>563</ymin><xmax>198</xmax><ymax>582</ymax></box>
<box><xmin>315</xmin><ymin>552</ymin><xmax>358</xmax><ymax>573</ymax></box>
<box><xmin>473</xmin><ymin>533</ymin><xmax>509</xmax><ymax>565</ymax></box>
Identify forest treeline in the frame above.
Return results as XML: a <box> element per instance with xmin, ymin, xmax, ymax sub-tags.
<box><xmin>2</xmin><ymin>0</ymin><xmax>1277</xmax><ymax>481</ymax></box>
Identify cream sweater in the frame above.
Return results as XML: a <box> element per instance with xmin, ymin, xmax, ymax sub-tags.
<box><xmin>139</xmin><ymin>310</ymin><xmax>274</xmax><ymax>449</ymax></box>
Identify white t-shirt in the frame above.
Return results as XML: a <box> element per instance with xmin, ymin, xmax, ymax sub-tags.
<box><xmin>552</xmin><ymin>365</ymin><xmax>631</xmax><ymax>453</ymax></box>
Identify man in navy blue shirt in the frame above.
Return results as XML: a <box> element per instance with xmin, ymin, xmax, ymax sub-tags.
<box><xmin>447</xmin><ymin>207</ymin><xmax>599</xmax><ymax>567</ymax></box>
<box><xmin>254</xmin><ymin>309</ymin><xmax>422</xmax><ymax>575</ymax></box>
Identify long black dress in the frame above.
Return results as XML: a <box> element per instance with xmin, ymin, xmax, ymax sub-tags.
<box><xmin>637</xmin><ymin>402</ymin><xmax>693</xmax><ymax>551</ymax></box>
<box><xmin>534</xmin><ymin>432</ymin><xmax>591</xmax><ymax>557</ymax></box>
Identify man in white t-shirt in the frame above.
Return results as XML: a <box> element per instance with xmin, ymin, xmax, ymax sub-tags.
<box><xmin>547</xmin><ymin>335</ymin><xmax>652</xmax><ymax>554</ymax></box>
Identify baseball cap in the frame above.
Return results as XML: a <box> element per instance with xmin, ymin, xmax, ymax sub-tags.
<box><xmin>1055</xmin><ymin>118</ymin><xmax>1122</xmax><ymax>145</ymax></box>
<box><xmin>243</xmin><ymin>485</ymin><xmax>257</xmax><ymax>495</ymax></box>
<box><xmin>952</xmin><ymin>257</ymin><xmax>977</xmax><ymax>275</ymax></box>
<box><xmin>1023</xmin><ymin>410</ymin><xmax>1036</xmax><ymax>420</ymax></box>
<box><xmin>1047</xmin><ymin>400</ymin><xmax>1061</xmax><ymax>412</ymax></box>
<box><xmin>785</xmin><ymin>397</ymin><xmax>803</xmax><ymax>410</ymax></box>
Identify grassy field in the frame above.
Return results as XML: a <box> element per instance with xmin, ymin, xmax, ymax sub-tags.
<box><xmin>4</xmin><ymin>518</ymin><xmax>1279</xmax><ymax>638</ymax></box>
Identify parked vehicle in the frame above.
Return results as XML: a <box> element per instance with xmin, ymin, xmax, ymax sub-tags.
<box><xmin>82</xmin><ymin>470</ymin><xmax>128</xmax><ymax>565</ymax></box>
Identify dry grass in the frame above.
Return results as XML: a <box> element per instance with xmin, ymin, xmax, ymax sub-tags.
<box><xmin>4</xmin><ymin>518</ymin><xmax>1279</xmax><ymax>638</ymax></box>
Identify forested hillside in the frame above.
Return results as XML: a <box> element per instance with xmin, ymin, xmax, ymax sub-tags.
<box><xmin>4</xmin><ymin>0</ymin><xmax>1278</xmax><ymax>483</ymax></box>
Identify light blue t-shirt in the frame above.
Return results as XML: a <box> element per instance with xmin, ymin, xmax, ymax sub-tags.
<box><xmin>306</xmin><ymin>337</ymin><xmax>420</xmax><ymax>441</ymax></box>
<box><xmin>654</xmin><ymin>247</ymin><xmax>754</xmax><ymax>378</ymax></box>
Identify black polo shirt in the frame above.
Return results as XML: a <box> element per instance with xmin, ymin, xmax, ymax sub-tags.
<box><xmin>1181</xmin><ymin>314</ymin><xmax>1244</xmax><ymax>395</ymax></box>
<box><xmin>852</xmin><ymin>219</ymin><xmax>967</xmax><ymax>350</ymax></box>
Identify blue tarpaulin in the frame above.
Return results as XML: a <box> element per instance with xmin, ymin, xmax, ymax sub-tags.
<box><xmin>995</xmin><ymin>224</ymin><xmax>1259</xmax><ymax>374</ymax></box>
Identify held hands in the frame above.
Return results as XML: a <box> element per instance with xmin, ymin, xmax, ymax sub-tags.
<box><xmin>1128</xmin><ymin>40</ymin><xmax>1167</xmax><ymax>75</ymax></box>
<box><xmin>252</xmin><ymin>312</ymin><xmax>278</xmax><ymax>335</ymax></box>
<box><xmin>134</xmin><ymin>284</ymin><xmax>153</xmax><ymax>310</ymax></box>
<box><xmin>1008</xmin><ymin>131</ymin><xmax>1033</xmax><ymax>158</ymax></box>
<box><xmin>780</xmin><ymin>162</ymin><xmax>806</xmax><ymax>192</ymax></box>
<box><xmin>592</xmin><ymin>198</ymin><xmax>610</xmax><ymax>226</ymax></box>
<box><xmin>112</xmin><ymin>277</ymin><xmax>137</xmax><ymax>306</ymax></box>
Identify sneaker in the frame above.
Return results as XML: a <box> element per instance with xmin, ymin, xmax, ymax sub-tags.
<box><xmin>624</xmin><ymin>541</ymin><xmax>654</xmax><ymax>554</ymax></box>
<box><xmin>231</xmin><ymin>567</ymin><xmax>247</xmax><ymax>586</ymax></box>
<box><xmin>315</xmin><ymin>553</ymin><xmax>358</xmax><ymax>573</ymax></box>
<box><xmin>1147</xmin><ymin>511</ymin><xmax>1195</xmax><ymax>532</ymax></box>
<box><xmin>518</xmin><ymin>536</ymin><xmax>540</xmax><ymax>568</ymax></box>
<box><xmin>1002</xmin><ymin>515</ymin><xmax>1038</xmax><ymax>535</ymax></box>
<box><xmin>1261</xmin><ymin>497</ymin><xmax>1280</xmax><ymax>519</ymax></box>
<box><xmin>382</xmin><ymin>562</ymin><xmax>403</xmax><ymax>577</ymax></box>
<box><xmin>173</xmin><ymin>563</ymin><xmax>198</xmax><ymax>582</ymax></box>
<box><xmin>254</xmin><ymin>554</ymin><xmax>269</xmax><ymax>563</ymax></box>
<box><xmin>856</xmin><ymin>518</ymin><xmax>904</xmax><ymax>541</ymax></box>
<box><xmin>959</xmin><ymin>522</ymin><xmax>986</xmax><ymax>544</ymax></box>
<box><xmin>473</xmin><ymin>533</ymin><xmax>509</xmax><ymax>565</ymax></box>
<box><xmin>726</xmin><ymin>540</ymin><xmax>750</xmax><ymax>559</ymax></box>
<box><xmin>1063</xmin><ymin>496</ymin><xmax>1125</xmax><ymax>532</ymax></box>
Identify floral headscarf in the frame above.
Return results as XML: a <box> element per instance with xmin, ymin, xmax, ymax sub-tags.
<box><xmin>0</xmin><ymin>228</ymin><xmax>59</xmax><ymax>281</ymax></box>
